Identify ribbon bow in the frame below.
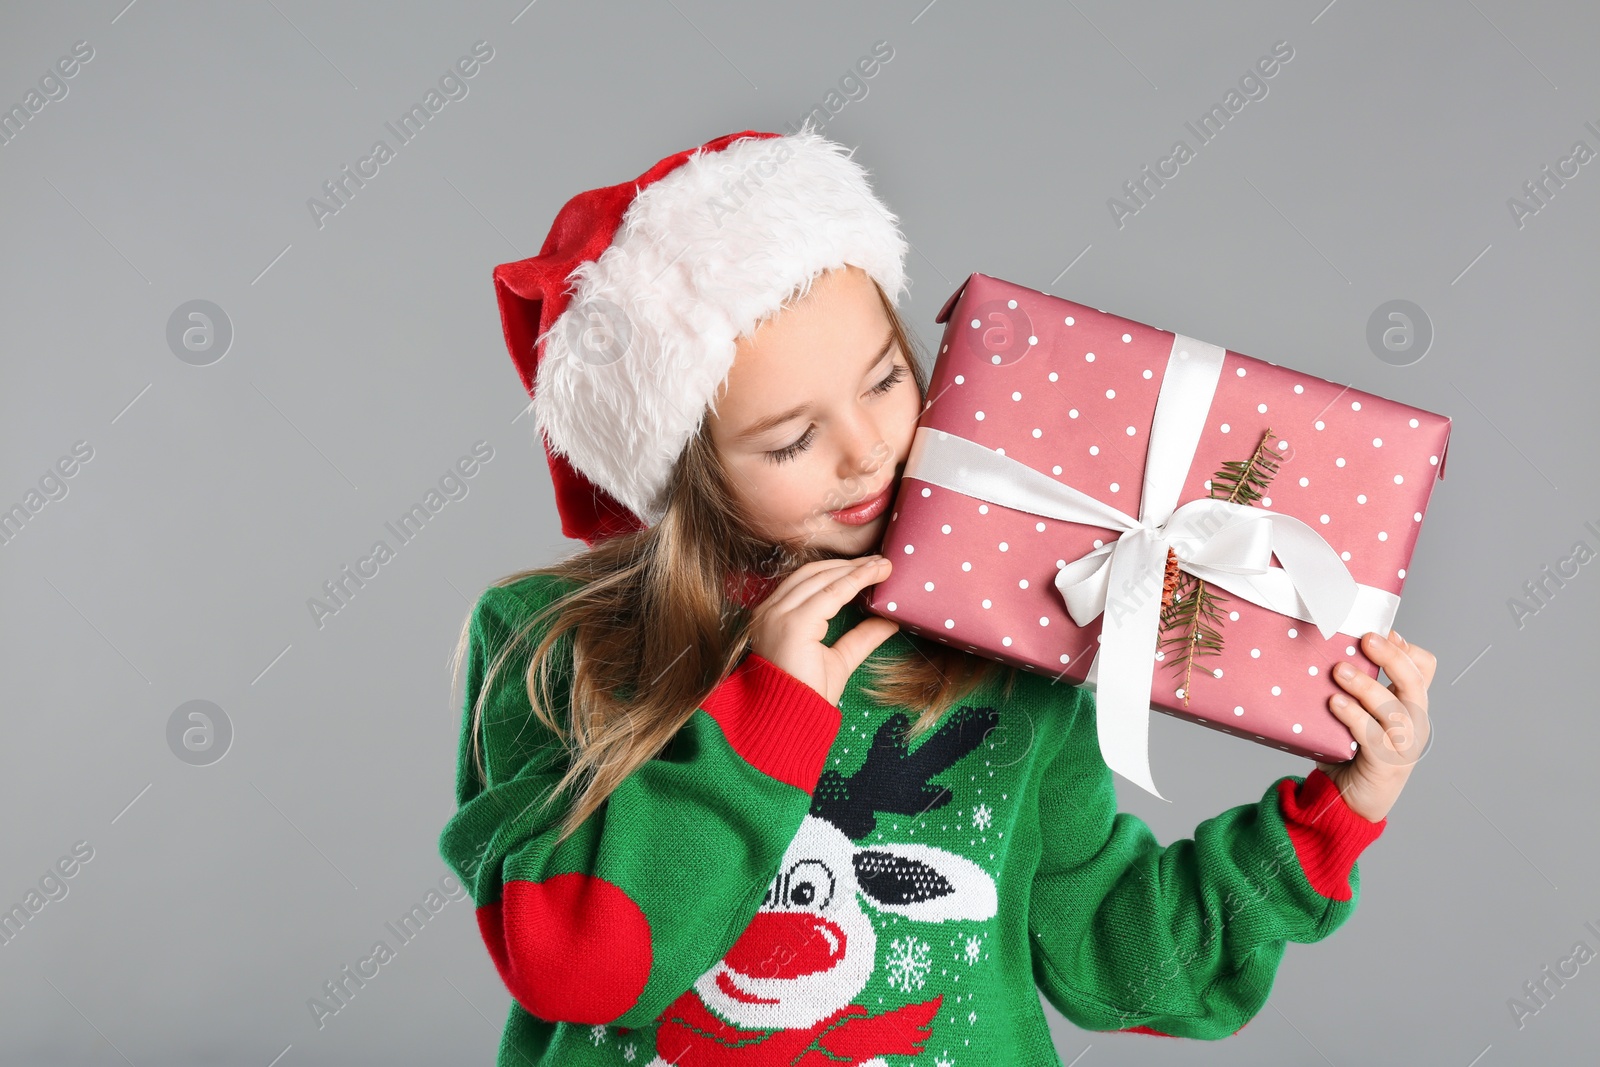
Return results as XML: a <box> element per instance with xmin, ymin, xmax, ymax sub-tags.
<box><xmin>901</xmin><ymin>335</ymin><xmax>1396</xmax><ymax>799</ymax></box>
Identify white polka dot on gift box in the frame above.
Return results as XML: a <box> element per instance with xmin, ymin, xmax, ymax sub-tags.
<box><xmin>994</xmin><ymin>308</ymin><xmax>1424</xmax><ymax>593</ymax></box>
<box><xmin>918</xmin><ymin>290</ymin><xmax>1435</xmax><ymax>706</ymax></box>
<box><xmin>1160</xmin><ymin>351</ymin><xmax>1435</xmax><ymax>602</ymax></box>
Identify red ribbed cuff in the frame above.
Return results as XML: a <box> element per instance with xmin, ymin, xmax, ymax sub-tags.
<box><xmin>1277</xmin><ymin>769</ymin><xmax>1387</xmax><ymax>902</ymax></box>
<box><xmin>699</xmin><ymin>653</ymin><xmax>842</xmax><ymax>794</ymax></box>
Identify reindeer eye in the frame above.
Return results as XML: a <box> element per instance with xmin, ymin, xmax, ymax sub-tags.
<box><xmin>784</xmin><ymin>860</ymin><xmax>835</xmax><ymax>910</ymax></box>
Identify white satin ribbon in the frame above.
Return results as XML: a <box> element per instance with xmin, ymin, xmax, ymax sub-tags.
<box><xmin>901</xmin><ymin>335</ymin><xmax>1399</xmax><ymax>800</ymax></box>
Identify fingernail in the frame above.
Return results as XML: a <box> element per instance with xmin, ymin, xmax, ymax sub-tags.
<box><xmin>1337</xmin><ymin>662</ymin><xmax>1355</xmax><ymax>678</ymax></box>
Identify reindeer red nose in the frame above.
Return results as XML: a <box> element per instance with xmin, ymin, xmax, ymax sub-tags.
<box><xmin>723</xmin><ymin>912</ymin><xmax>847</xmax><ymax>981</ymax></box>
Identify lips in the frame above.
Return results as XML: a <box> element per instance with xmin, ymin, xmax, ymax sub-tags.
<box><xmin>824</xmin><ymin>462</ymin><xmax>906</xmax><ymax>526</ymax></box>
<box><xmin>827</xmin><ymin>476</ymin><xmax>898</xmax><ymax>525</ymax></box>
<box><xmin>832</xmin><ymin>480</ymin><xmax>893</xmax><ymax>514</ymax></box>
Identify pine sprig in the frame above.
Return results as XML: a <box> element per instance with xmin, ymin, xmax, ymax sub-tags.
<box><xmin>1209</xmin><ymin>429</ymin><xmax>1281</xmax><ymax>505</ymax></box>
<box><xmin>1157</xmin><ymin>568</ymin><xmax>1230</xmax><ymax>705</ymax></box>
<box><xmin>1157</xmin><ymin>428</ymin><xmax>1282</xmax><ymax>705</ymax></box>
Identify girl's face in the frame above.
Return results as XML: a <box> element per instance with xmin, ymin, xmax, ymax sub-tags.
<box><xmin>708</xmin><ymin>265</ymin><xmax>922</xmax><ymax>559</ymax></box>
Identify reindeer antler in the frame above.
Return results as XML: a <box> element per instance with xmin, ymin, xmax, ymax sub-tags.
<box><xmin>811</xmin><ymin>705</ymin><xmax>1000</xmax><ymax>840</ymax></box>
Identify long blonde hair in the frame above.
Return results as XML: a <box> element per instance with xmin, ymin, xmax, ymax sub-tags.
<box><xmin>453</xmin><ymin>278</ymin><xmax>1022</xmax><ymax>847</ymax></box>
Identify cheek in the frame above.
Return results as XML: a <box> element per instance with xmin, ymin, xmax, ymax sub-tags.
<box><xmin>739</xmin><ymin>462</ymin><xmax>826</xmax><ymax>520</ymax></box>
<box><xmin>893</xmin><ymin>383</ymin><xmax>922</xmax><ymax>440</ymax></box>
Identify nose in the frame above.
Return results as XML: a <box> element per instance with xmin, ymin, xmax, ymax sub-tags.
<box><xmin>836</xmin><ymin>413</ymin><xmax>893</xmax><ymax>486</ymax></box>
<box><xmin>723</xmin><ymin>911</ymin><xmax>848</xmax><ymax>981</ymax></box>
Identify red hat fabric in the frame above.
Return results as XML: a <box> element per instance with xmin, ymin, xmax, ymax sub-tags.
<box><xmin>491</xmin><ymin>122</ymin><xmax>909</xmax><ymax>547</ymax></box>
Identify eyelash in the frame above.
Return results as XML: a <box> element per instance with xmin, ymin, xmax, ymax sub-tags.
<box><xmin>764</xmin><ymin>361</ymin><xmax>908</xmax><ymax>465</ymax></box>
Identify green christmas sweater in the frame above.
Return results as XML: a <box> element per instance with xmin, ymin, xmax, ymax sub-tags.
<box><xmin>438</xmin><ymin>572</ymin><xmax>1387</xmax><ymax>1067</ymax></box>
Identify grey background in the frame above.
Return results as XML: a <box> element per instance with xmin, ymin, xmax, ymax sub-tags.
<box><xmin>1</xmin><ymin>1</ymin><xmax>1595</xmax><ymax>1064</ymax></box>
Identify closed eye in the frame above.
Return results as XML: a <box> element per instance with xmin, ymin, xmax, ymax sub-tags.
<box><xmin>763</xmin><ymin>359</ymin><xmax>907</xmax><ymax>465</ymax></box>
<box><xmin>866</xmin><ymin>360</ymin><xmax>907</xmax><ymax>398</ymax></box>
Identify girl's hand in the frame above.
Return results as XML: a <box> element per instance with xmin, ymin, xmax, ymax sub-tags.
<box><xmin>747</xmin><ymin>555</ymin><xmax>900</xmax><ymax>707</ymax></box>
<box><xmin>1314</xmin><ymin>629</ymin><xmax>1436</xmax><ymax>823</ymax></box>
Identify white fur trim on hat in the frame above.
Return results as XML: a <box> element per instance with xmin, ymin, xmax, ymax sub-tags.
<box><xmin>531</xmin><ymin>126</ymin><xmax>910</xmax><ymax>527</ymax></box>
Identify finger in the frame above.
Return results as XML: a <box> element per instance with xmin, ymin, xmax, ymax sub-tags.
<box><xmin>1363</xmin><ymin>631</ymin><xmax>1427</xmax><ymax>706</ymax></box>
<box><xmin>1393</xmin><ymin>697</ymin><xmax>1431</xmax><ymax>763</ymax></box>
<box><xmin>1332</xmin><ymin>671</ymin><xmax>1426</xmax><ymax>765</ymax></box>
<box><xmin>761</xmin><ymin>557</ymin><xmax>888</xmax><ymax>624</ymax></box>
<box><xmin>830</xmin><ymin>617</ymin><xmax>902</xmax><ymax>672</ymax></box>
<box><xmin>1360</xmin><ymin>689</ymin><xmax>1428</xmax><ymax>766</ymax></box>
<box><xmin>1331</xmin><ymin>659</ymin><xmax>1420</xmax><ymax>742</ymax></box>
<box><xmin>1333</xmin><ymin>655</ymin><xmax>1388</xmax><ymax>706</ymax></box>
<box><xmin>805</xmin><ymin>557</ymin><xmax>893</xmax><ymax>615</ymax></box>
<box><xmin>1390</xmin><ymin>631</ymin><xmax>1437</xmax><ymax>689</ymax></box>
<box><xmin>1328</xmin><ymin>688</ymin><xmax>1391</xmax><ymax>755</ymax></box>
<box><xmin>759</xmin><ymin>558</ymin><xmax>874</xmax><ymax>616</ymax></box>
<box><xmin>1340</xmin><ymin>634</ymin><xmax>1418</xmax><ymax>700</ymax></box>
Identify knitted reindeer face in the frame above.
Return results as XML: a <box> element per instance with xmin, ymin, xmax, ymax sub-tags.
<box><xmin>688</xmin><ymin>705</ymin><xmax>1001</xmax><ymax>1032</ymax></box>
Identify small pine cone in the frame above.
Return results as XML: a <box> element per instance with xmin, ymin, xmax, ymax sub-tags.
<box><xmin>1160</xmin><ymin>548</ymin><xmax>1182</xmax><ymax>611</ymax></box>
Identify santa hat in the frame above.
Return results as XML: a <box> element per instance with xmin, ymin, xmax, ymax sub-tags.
<box><xmin>492</xmin><ymin>122</ymin><xmax>910</xmax><ymax>547</ymax></box>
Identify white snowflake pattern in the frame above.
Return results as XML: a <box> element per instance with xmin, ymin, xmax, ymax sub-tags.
<box><xmin>886</xmin><ymin>935</ymin><xmax>933</xmax><ymax>990</ymax></box>
<box><xmin>587</xmin><ymin>1024</ymin><xmax>607</xmax><ymax>1046</ymax></box>
<box><xmin>622</xmin><ymin>1041</ymin><xmax>637</xmax><ymax>1062</ymax></box>
<box><xmin>971</xmin><ymin>803</ymin><xmax>992</xmax><ymax>831</ymax></box>
<box><xmin>962</xmin><ymin>934</ymin><xmax>983</xmax><ymax>965</ymax></box>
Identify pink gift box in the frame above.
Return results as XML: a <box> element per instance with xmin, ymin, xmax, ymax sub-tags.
<box><xmin>865</xmin><ymin>273</ymin><xmax>1452</xmax><ymax>794</ymax></box>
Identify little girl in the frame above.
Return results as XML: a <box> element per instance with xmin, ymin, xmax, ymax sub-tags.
<box><xmin>439</xmin><ymin>123</ymin><xmax>1436</xmax><ymax>1067</ymax></box>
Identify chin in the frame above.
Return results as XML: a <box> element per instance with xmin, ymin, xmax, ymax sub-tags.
<box><xmin>835</xmin><ymin>521</ymin><xmax>884</xmax><ymax>549</ymax></box>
